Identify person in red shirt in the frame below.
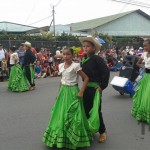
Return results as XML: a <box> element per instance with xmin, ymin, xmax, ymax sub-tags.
<box><xmin>78</xmin><ymin>49</ymin><xmax>84</xmax><ymax>60</ymax></box>
<box><xmin>37</xmin><ymin>48</ymin><xmax>45</xmax><ymax>63</ymax></box>
<box><xmin>31</xmin><ymin>47</ymin><xmax>37</xmax><ymax>56</ymax></box>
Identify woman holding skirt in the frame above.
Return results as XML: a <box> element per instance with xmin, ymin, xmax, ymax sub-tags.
<box><xmin>42</xmin><ymin>48</ymin><xmax>92</xmax><ymax>149</ymax></box>
<box><xmin>131</xmin><ymin>38</ymin><xmax>150</xmax><ymax>124</ymax></box>
<box><xmin>8</xmin><ymin>46</ymin><xmax>29</xmax><ymax>92</ymax></box>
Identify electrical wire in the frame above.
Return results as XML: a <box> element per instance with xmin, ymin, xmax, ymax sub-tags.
<box><xmin>54</xmin><ymin>0</ymin><xmax>62</xmax><ymax>7</ymax></box>
<box><xmin>25</xmin><ymin>0</ymin><xmax>39</xmax><ymax>23</ymax></box>
<box><xmin>111</xmin><ymin>0</ymin><xmax>150</xmax><ymax>8</ymax></box>
<box><xmin>9</xmin><ymin>14</ymin><xmax>53</xmax><ymax>31</ymax></box>
<box><xmin>28</xmin><ymin>14</ymin><xmax>53</xmax><ymax>26</ymax></box>
<box><xmin>119</xmin><ymin>0</ymin><xmax>131</xmax><ymax>13</ymax></box>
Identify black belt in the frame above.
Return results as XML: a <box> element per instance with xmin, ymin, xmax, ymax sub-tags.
<box><xmin>145</xmin><ymin>68</ymin><xmax>150</xmax><ymax>73</ymax></box>
<box><xmin>24</xmin><ymin>64</ymin><xmax>34</xmax><ymax>67</ymax></box>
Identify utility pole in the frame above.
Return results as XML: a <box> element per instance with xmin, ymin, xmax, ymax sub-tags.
<box><xmin>52</xmin><ymin>5</ymin><xmax>55</xmax><ymax>37</ymax></box>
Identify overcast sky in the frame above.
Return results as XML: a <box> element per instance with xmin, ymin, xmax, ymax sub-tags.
<box><xmin>0</xmin><ymin>0</ymin><xmax>150</xmax><ymax>27</ymax></box>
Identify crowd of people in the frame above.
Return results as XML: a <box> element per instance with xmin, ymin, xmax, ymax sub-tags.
<box><xmin>0</xmin><ymin>43</ymin><xmax>63</xmax><ymax>83</ymax></box>
<box><xmin>0</xmin><ymin>40</ymin><xmax>145</xmax><ymax>83</ymax></box>
<box><xmin>98</xmin><ymin>46</ymin><xmax>144</xmax><ymax>71</ymax></box>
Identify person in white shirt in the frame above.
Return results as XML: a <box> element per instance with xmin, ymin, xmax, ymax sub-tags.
<box><xmin>131</xmin><ymin>38</ymin><xmax>150</xmax><ymax>124</ymax></box>
<box><xmin>0</xmin><ymin>44</ymin><xmax>6</xmax><ymax>81</ymax></box>
<box><xmin>8</xmin><ymin>46</ymin><xmax>29</xmax><ymax>92</ymax></box>
<box><xmin>42</xmin><ymin>47</ymin><xmax>93</xmax><ymax>149</ymax></box>
<box><xmin>55</xmin><ymin>47</ymin><xmax>61</xmax><ymax>55</ymax></box>
<box><xmin>55</xmin><ymin>47</ymin><xmax>62</xmax><ymax>63</ymax></box>
<box><xmin>0</xmin><ymin>44</ymin><xmax>5</xmax><ymax>61</ymax></box>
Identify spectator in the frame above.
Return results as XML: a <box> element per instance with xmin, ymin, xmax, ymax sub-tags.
<box><xmin>16</xmin><ymin>44</ymin><xmax>25</xmax><ymax>66</ymax></box>
<box><xmin>42</xmin><ymin>61</ymin><xmax>51</xmax><ymax>77</ymax></box>
<box><xmin>37</xmin><ymin>48</ymin><xmax>45</xmax><ymax>63</ymax></box>
<box><xmin>51</xmin><ymin>62</ymin><xmax>59</xmax><ymax>77</ymax></box>
<box><xmin>35</xmin><ymin>61</ymin><xmax>42</xmax><ymax>79</ymax></box>
<box><xmin>0</xmin><ymin>44</ymin><xmax>6</xmax><ymax>82</ymax></box>
<box><xmin>31</xmin><ymin>47</ymin><xmax>37</xmax><ymax>55</ymax></box>
<box><xmin>47</xmin><ymin>50</ymin><xmax>54</xmax><ymax>67</ymax></box>
<box><xmin>73</xmin><ymin>54</ymin><xmax>80</xmax><ymax>63</ymax></box>
<box><xmin>55</xmin><ymin>47</ymin><xmax>62</xmax><ymax>63</ymax></box>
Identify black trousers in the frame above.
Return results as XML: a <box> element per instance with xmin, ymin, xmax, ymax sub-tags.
<box><xmin>24</xmin><ymin>66</ymin><xmax>35</xmax><ymax>87</ymax></box>
<box><xmin>83</xmin><ymin>87</ymin><xmax>106</xmax><ymax>134</ymax></box>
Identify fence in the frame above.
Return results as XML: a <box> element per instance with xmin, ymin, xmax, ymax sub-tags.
<box><xmin>0</xmin><ymin>40</ymin><xmax>81</xmax><ymax>52</ymax></box>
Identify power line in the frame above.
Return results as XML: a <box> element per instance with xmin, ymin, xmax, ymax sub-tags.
<box><xmin>54</xmin><ymin>0</ymin><xmax>62</xmax><ymax>7</ymax></box>
<box><xmin>28</xmin><ymin>14</ymin><xmax>53</xmax><ymax>26</ymax></box>
<box><xmin>52</xmin><ymin>6</ymin><xmax>55</xmax><ymax>36</ymax></box>
<box><xmin>129</xmin><ymin>0</ymin><xmax>150</xmax><ymax>6</ymax></box>
<box><xmin>119</xmin><ymin>0</ymin><xmax>131</xmax><ymax>13</ymax></box>
<box><xmin>25</xmin><ymin>0</ymin><xmax>39</xmax><ymax>23</ymax></box>
<box><xmin>9</xmin><ymin>15</ymin><xmax>53</xmax><ymax>31</ymax></box>
<box><xmin>111</xmin><ymin>0</ymin><xmax>150</xmax><ymax>8</ymax></box>
<box><xmin>7</xmin><ymin>0</ymin><xmax>62</xmax><ymax>31</ymax></box>
<box><xmin>112</xmin><ymin>0</ymin><xmax>150</xmax><ymax>8</ymax></box>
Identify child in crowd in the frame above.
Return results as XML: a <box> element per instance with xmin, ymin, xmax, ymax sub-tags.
<box><xmin>50</xmin><ymin>62</ymin><xmax>59</xmax><ymax>77</ymax></box>
<box><xmin>35</xmin><ymin>61</ymin><xmax>42</xmax><ymax>79</ymax></box>
<box><xmin>131</xmin><ymin>38</ymin><xmax>150</xmax><ymax>124</ymax></box>
<box><xmin>1</xmin><ymin>58</ymin><xmax>8</xmax><ymax>77</ymax></box>
<box><xmin>41</xmin><ymin>61</ymin><xmax>51</xmax><ymax>78</ymax></box>
<box><xmin>73</xmin><ymin>54</ymin><xmax>80</xmax><ymax>63</ymax></box>
<box><xmin>98</xmin><ymin>51</ymin><xmax>107</xmax><ymax>63</ymax></box>
<box><xmin>41</xmin><ymin>67</ymin><xmax>47</xmax><ymax>78</ymax></box>
<box><xmin>48</xmin><ymin>52</ymin><xmax>54</xmax><ymax>67</ymax></box>
<box><xmin>42</xmin><ymin>47</ymin><xmax>92</xmax><ymax>149</ymax></box>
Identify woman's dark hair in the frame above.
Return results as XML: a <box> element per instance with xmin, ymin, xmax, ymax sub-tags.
<box><xmin>144</xmin><ymin>38</ymin><xmax>150</xmax><ymax>45</ymax></box>
<box><xmin>10</xmin><ymin>46</ymin><xmax>17</xmax><ymax>52</ymax></box>
<box><xmin>63</xmin><ymin>47</ymin><xmax>74</xmax><ymax>55</ymax></box>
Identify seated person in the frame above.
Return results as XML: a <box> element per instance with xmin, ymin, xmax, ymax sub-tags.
<box><xmin>50</xmin><ymin>62</ymin><xmax>59</xmax><ymax>77</ymax></box>
<box><xmin>35</xmin><ymin>61</ymin><xmax>42</xmax><ymax>79</ymax></box>
<box><xmin>1</xmin><ymin>58</ymin><xmax>8</xmax><ymax>77</ymax></box>
<box><xmin>41</xmin><ymin>61</ymin><xmax>51</xmax><ymax>77</ymax></box>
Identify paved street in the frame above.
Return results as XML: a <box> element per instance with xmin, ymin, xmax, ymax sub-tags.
<box><xmin>0</xmin><ymin>72</ymin><xmax>150</xmax><ymax>150</ymax></box>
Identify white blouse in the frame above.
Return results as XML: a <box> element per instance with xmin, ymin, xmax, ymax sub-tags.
<box><xmin>59</xmin><ymin>62</ymin><xmax>82</xmax><ymax>86</ymax></box>
<box><xmin>10</xmin><ymin>52</ymin><xmax>19</xmax><ymax>65</ymax></box>
<box><xmin>141</xmin><ymin>52</ymin><xmax>150</xmax><ymax>69</ymax></box>
<box><xmin>0</xmin><ymin>49</ymin><xmax>5</xmax><ymax>61</ymax></box>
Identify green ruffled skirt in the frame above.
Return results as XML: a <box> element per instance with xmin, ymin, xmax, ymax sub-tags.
<box><xmin>42</xmin><ymin>85</ymin><xmax>92</xmax><ymax>149</ymax></box>
<box><xmin>131</xmin><ymin>73</ymin><xmax>150</xmax><ymax>124</ymax></box>
<box><xmin>8</xmin><ymin>64</ymin><xmax>29</xmax><ymax>92</ymax></box>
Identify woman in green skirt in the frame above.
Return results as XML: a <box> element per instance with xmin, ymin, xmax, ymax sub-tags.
<box><xmin>42</xmin><ymin>48</ymin><xmax>93</xmax><ymax>149</ymax></box>
<box><xmin>131</xmin><ymin>38</ymin><xmax>150</xmax><ymax>124</ymax></box>
<box><xmin>8</xmin><ymin>46</ymin><xmax>29</xmax><ymax>92</ymax></box>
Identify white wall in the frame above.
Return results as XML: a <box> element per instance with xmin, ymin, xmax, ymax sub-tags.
<box><xmin>93</xmin><ymin>12</ymin><xmax>150</xmax><ymax>36</ymax></box>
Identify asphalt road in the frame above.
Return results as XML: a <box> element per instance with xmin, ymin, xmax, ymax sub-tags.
<box><xmin>0</xmin><ymin>72</ymin><xmax>150</xmax><ymax>150</ymax></box>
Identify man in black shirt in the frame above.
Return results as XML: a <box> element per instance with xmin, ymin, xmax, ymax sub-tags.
<box><xmin>22</xmin><ymin>41</ymin><xmax>36</xmax><ymax>90</ymax></box>
<box><xmin>80</xmin><ymin>37</ymin><xmax>110</xmax><ymax>143</ymax></box>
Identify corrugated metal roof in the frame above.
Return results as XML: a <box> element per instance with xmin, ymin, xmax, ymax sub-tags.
<box><xmin>0</xmin><ymin>21</ymin><xmax>36</xmax><ymax>32</ymax></box>
<box><xmin>70</xmin><ymin>9</ymin><xmax>150</xmax><ymax>32</ymax></box>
